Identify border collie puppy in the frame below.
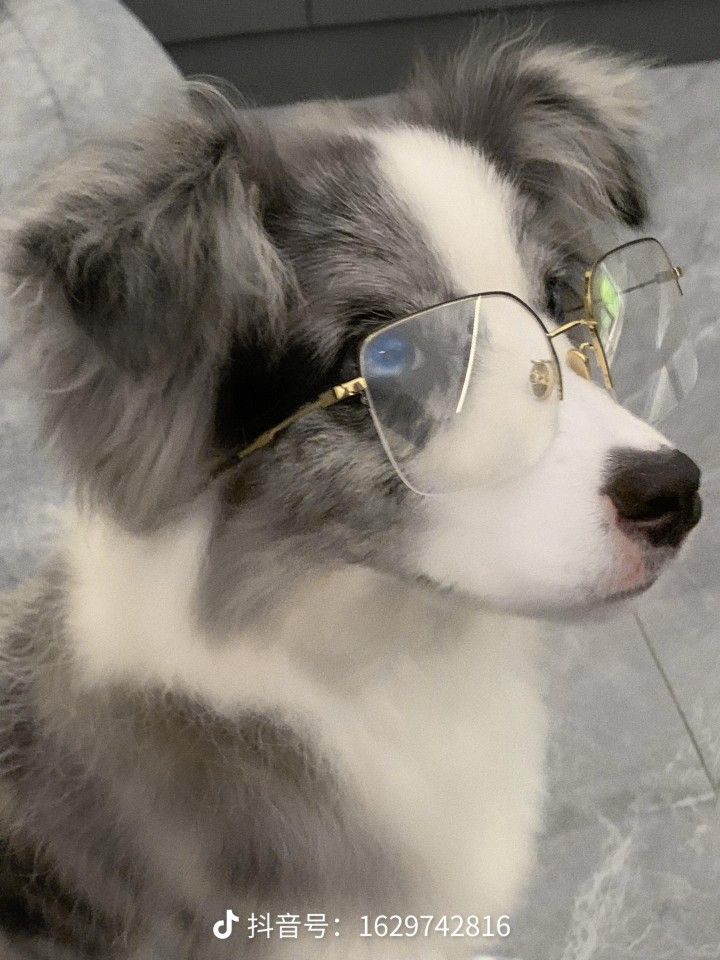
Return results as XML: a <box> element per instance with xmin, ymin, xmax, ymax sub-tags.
<box><xmin>0</xmin><ymin>34</ymin><xmax>701</xmax><ymax>960</ymax></box>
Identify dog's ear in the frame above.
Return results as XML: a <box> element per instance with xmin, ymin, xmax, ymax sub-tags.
<box><xmin>4</xmin><ymin>83</ymin><xmax>292</xmax><ymax>530</ymax></box>
<box><xmin>405</xmin><ymin>34</ymin><xmax>650</xmax><ymax>227</ymax></box>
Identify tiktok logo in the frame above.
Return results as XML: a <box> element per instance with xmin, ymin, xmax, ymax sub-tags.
<box><xmin>213</xmin><ymin>909</ymin><xmax>240</xmax><ymax>940</ymax></box>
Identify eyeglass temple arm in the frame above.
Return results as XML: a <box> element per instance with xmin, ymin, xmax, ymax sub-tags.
<box><xmin>618</xmin><ymin>266</ymin><xmax>684</xmax><ymax>296</ymax></box>
<box><xmin>236</xmin><ymin>377</ymin><xmax>367</xmax><ymax>461</ymax></box>
<box><xmin>556</xmin><ymin>264</ymin><xmax>683</xmax><ymax>320</ymax></box>
<box><xmin>547</xmin><ymin>317</ymin><xmax>595</xmax><ymax>339</ymax></box>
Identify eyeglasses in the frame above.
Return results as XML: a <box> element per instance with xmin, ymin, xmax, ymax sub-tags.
<box><xmin>235</xmin><ymin>237</ymin><xmax>697</xmax><ymax>495</ymax></box>
<box><xmin>549</xmin><ymin>237</ymin><xmax>695</xmax><ymax>424</ymax></box>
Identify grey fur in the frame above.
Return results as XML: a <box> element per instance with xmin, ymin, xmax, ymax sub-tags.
<box><xmin>0</xmin><ymin>34</ymin><xmax>652</xmax><ymax>958</ymax></box>
<box><xmin>402</xmin><ymin>32</ymin><xmax>650</xmax><ymax>227</ymax></box>
<box><xmin>0</xmin><ymin>570</ymin><xmax>400</xmax><ymax>959</ymax></box>
<box><xmin>5</xmin><ymin>82</ymin><xmax>293</xmax><ymax>532</ymax></box>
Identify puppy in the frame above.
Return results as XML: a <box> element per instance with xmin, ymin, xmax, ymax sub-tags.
<box><xmin>0</xmin><ymin>34</ymin><xmax>701</xmax><ymax>960</ymax></box>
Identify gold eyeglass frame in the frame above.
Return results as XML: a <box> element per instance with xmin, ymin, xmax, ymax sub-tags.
<box><xmin>235</xmin><ymin>237</ymin><xmax>682</xmax><ymax>464</ymax></box>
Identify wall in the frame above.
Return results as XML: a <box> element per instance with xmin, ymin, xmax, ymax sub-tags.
<box><xmin>122</xmin><ymin>0</ymin><xmax>720</xmax><ymax>105</ymax></box>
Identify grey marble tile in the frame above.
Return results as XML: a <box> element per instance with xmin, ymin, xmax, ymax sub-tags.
<box><xmin>484</xmin><ymin>56</ymin><xmax>720</xmax><ymax>960</ymax></box>
<box><xmin>645</xmin><ymin>60</ymin><xmax>720</xmax><ymax>471</ymax></box>
<box><xmin>627</xmin><ymin>61</ymin><xmax>720</xmax><ymax>787</ymax></box>
<box><xmin>540</xmin><ymin>610</ymin><xmax>711</xmax><ymax>827</ymax></box>
<box><xmin>634</xmin><ymin>468</ymin><xmax>720</xmax><ymax>785</ymax></box>
<box><xmin>489</xmin><ymin>795</ymin><xmax>720</xmax><ymax>960</ymax></box>
<box><xmin>646</xmin><ymin>62</ymin><xmax>720</xmax><ymax>332</ymax></box>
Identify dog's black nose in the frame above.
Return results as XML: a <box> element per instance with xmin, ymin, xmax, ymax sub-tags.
<box><xmin>604</xmin><ymin>448</ymin><xmax>702</xmax><ymax>548</ymax></box>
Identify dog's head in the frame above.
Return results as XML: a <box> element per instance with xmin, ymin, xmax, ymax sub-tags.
<box><xmin>5</xmin><ymin>36</ymin><xmax>701</xmax><ymax>618</ymax></box>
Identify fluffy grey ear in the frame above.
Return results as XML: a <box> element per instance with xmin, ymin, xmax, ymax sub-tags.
<box><xmin>3</xmin><ymin>83</ymin><xmax>291</xmax><ymax>530</ymax></box>
<box><xmin>405</xmin><ymin>34</ymin><xmax>650</xmax><ymax>227</ymax></box>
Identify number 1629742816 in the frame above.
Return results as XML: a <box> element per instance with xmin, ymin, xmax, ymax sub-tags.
<box><xmin>359</xmin><ymin>915</ymin><xmax>511</xmax><ymax>938</ymax></box>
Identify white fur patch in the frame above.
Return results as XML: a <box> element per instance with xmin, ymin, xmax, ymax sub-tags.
<box><xmin>372</xmin><ymin>125</ymin><xmax>674</xmax><ymax>611</ymax></box>
<box><xmin>372</xmin><ymin>126</ymin><xmax>529</xmax><ymax>299</ymax></box>
<box><xmin>66</xmin><ymin>503</ymin><xmax>546</xmax><ymax>915</ymax></box>
<box><xmin>415</xmin><ymin>366</ymin><xmax>667</xmax><ymax>613</ymax></box>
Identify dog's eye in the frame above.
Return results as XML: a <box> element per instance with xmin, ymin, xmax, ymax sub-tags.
<box><xmin>545</xmin><ymin>275</ymin><xmax>568</xmax><ymax>323</ymax></box>
<box><xmin>545</xmin><ymin>275</ymin><xmax>584</xmax><ymax>326</ymax></box>
<box><xmin>364</xmin><ymin>330</ymin><xmax>421</xmax><ymax>378</ymax></box>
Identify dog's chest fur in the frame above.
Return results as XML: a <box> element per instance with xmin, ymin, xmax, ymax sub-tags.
<box><xmin>58</xmin><ymin>506</ymin><xmax>548</xmax><ymax>927</ymax></box>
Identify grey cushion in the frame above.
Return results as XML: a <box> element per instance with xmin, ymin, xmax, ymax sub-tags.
<box><xmin>0</xmin><ymin>0</ymin><xmax>180</xmax><ymax>203</ymax></box>
<box><xmin>0</xmin><ymin>0</ymin><xmax>180</xmax><ymax>589</ymax></box>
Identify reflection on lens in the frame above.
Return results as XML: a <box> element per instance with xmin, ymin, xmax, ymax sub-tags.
<box><xmin>590</xmin><ymin>238</ymin><xmax>697</xmax><ymax>425</ymax></box>
<box><xmin>595</xmin><ymin>270</ymin><xmax>622</xmax><ymax>343</ymax></box>
<box><xmin>360</xmin><ymin>294</ymin><xmax>560</xmax><ymax>495</ymax></box>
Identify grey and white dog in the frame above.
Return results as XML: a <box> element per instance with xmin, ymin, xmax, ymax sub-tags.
<box><xmin>0</xmin><ymin>34</ymin><xmax>702</xmax><ymax>960</ymax></box>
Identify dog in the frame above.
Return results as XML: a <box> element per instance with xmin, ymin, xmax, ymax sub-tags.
<box><xmin>0</xmin><ymin>33</ymin><xmax>702</xmax><ymax>960</ymax></box>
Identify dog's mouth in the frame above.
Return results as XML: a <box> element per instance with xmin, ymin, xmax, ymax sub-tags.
<box><xmin>540</xmin><ymin>556</ymin><xmax>669</xmax><ymax>619</ymax></box>
<box><xmin>603</xmin><ymin>544</ymin><xmax>659</xmax><ymax>597</ymax></box>
<box><xmin>600</xmin><ymin>568</ymin><xmax>663</xmax><ymax>603</ymax></box>
<box><xmin>599</xmin><ymin>493</ymin><xmax>697</xmax><ymax>602</ymax></box>
<box><xmin>526</xmin><ymin>531</ymin><xmax>682</xmax><ymax>618</ymax></box>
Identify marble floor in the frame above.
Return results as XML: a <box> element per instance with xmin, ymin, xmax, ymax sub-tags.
<box><xmin>0</xmin><ymin>50</ymin><xmax>719</xmax><ymax>960</ymax></box>
<box><xmin>488</xmin><ymin>60</ymin><xmax>720</xmax><ymax>960</ymax></box>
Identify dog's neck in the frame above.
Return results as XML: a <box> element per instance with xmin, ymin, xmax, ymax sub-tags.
<box><xmin>63</xmin><ymin>499</ymin><xmax>514</xmax><ymax>711</ymax></box>
<box><xmin>58</xmin><ymin>498</ymin><xmax>546</xmax><ymax>916</ymax></box>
